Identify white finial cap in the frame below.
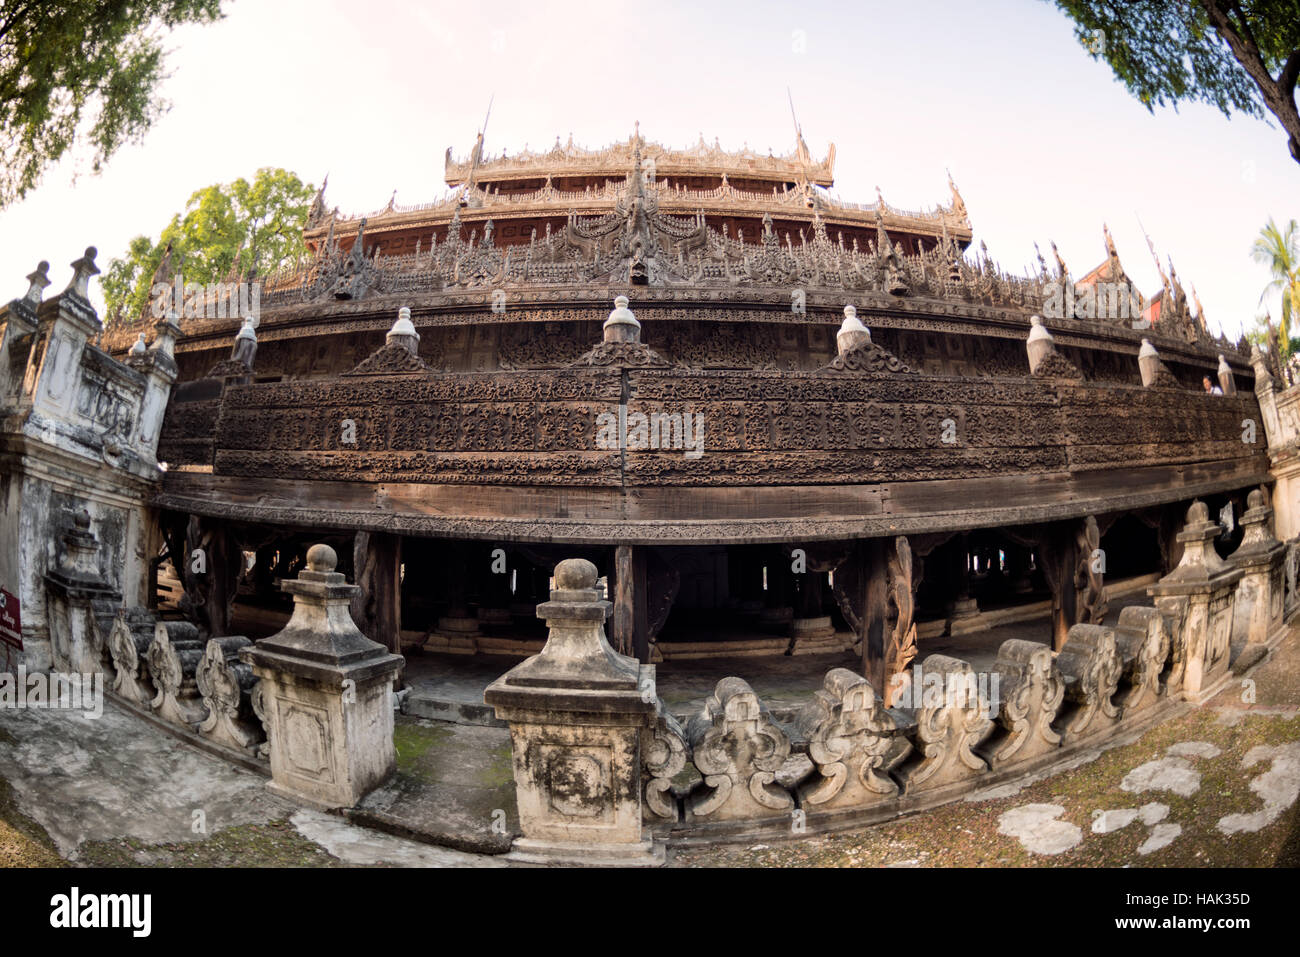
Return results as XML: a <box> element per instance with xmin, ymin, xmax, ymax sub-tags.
<box><xmin>129</xmin><ymin>333</ymin><xmax>147</xmax><ymax>355</ymax></box>
<box><xmin>1027</xmin><ymin>315</ymin><xmax>1053</xmax><ymax>344</ymax></box>
<box><xmin>390</xmin><ymin>305</ymin><xmax>417</xmax><ymax>338</ymax></box>
<box><xmin>1139</xmin><ymin>338</ymin><xmax>1158</xmax><ymax>358</ymax></box>
<box><xmin>236</xmin><ymin>316</ymin><xmax>257</xmax><ymax>342</ymax></box>
<box><xmin>840</xmin><ymin>304</ymin><xmax>869</xmax><ymax>334</ymax></box>
<box><xmin>603</xmin><ymin>296</ymin><xmax>641</xmax><ymax>344</ymax></box>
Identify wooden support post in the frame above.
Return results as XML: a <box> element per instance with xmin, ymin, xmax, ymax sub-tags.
<box><xmin>352</xmin><ymin>531</ymin><xmax>402</xmax><ymax>654</ymax></box>
<box><xmin>612</xmin><ymin>544</ymin><xmax>649</xmax><ymax>661</ymax></box>
<box><xmin>1040</xmin><ymin>522</ymin><xmax>1079</xmax><ymax>651</ymax></box>
<box><xmin>860</xmin><ymin>538</ymin><xmax>889</xmax><ymax>695</ymax></box>
<box><xmin>191</xmin><ymin>516</ymin><xmax>241</xmax><ymax>638</ymax></box>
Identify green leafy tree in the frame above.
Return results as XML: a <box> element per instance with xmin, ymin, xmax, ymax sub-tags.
<box><xmin>101</xmin><ymin>167</ymin><xmax>317</xmax><ymax>327</ymax></box>
<box><xmin>0</xmin><ymin>1</ymin><xmax>225</xmax><ymax>208</ymax></box>
<box><xmin>1049</xmin><ymin>1</ymin><xmax>1300</xmax><ymax>166</ymax></box>
<box><xmin>1251</xmin><ymin>217</ymin><xmax>1300</xmax><ymax>353</ymax></box>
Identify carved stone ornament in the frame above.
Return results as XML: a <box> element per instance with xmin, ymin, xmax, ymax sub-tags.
<box><xmin>107</xmin><ymin>606</ymin><xmax>156</xmax><ymax>707</ymax></box>
<box><xmin>1055</xmin><ymin>623</ymin><xmax>1123</xmax><ymax>741</ymax></box>
<box><xmin>979</xmin><ymin>639</ymin><xmax>1063</xmax><ymax>770</ymax></box>
<box><xmin>145</xmin><ymin>620</ymin><xmax>208</xmax><ymax>726</ymax></box>
<box><xmin>894</xmin><ymin>654</ymin><xmax>992</xmax><ymax>793</ymax></box>
<box><xmin>686</xmin><ymin>676</ymin><xmax>794</xmax><ymax>821</ymax></box>
<box><xmin>795</xmin><ymin>668</ymin><xmax>898</xmax><ymax>811</ymax></box>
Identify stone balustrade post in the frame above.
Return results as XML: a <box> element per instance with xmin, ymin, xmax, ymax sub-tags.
<box><xmin>1148</xmin><ymin>501</ymin><xmax>1242</xmax><ymax>703</ymax></box>
<box><xmin>241</xmin><ymin>543</ymin><xmax>404</xmax><ymax>809</ymax></box>
<box><xmin>44</xmin><ymin>508</ymin><xmax>120</xmax><ymax>675</ymax></box>
<box><xmin>1227</xmin><ymin>488</ymin><xmax>1287</xmax><ymax>654</ymax></box>
<box><xmin>485</xmin><ymin>558</ymin><xmax>662</xmax><ymax>866</ymax></box>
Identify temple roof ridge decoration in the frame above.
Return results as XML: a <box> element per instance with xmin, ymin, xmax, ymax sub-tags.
<box><xmin>444</xmin><ymin>126</ymin><xmax>837</xmax><ymax>187</ymax></box>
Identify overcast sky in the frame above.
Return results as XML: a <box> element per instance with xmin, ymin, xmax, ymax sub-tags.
<box><xmin>2</xmin><ymin>0</ymin><xmax>1295</xmax><ymax>338</ymax></box>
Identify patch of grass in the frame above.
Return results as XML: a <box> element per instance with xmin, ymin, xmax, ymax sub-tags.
<box><xmin>0</xmin><ymin>772</ymin><xmax>65</xmax><ymax>867</ymax></box>
<box><xmin>393</xmin><ymin>718</ymin><xmax>452</xmax><ymax>775</ymax></box>
<box><xmin>476</xmin><ymin>744</ymin><xmax>515</xmax><ymax>789</ymax></box>
<box><xmin>77</xmin><ymin>820</ymin><xmax>345</xmax><ymax>868</ymax></box>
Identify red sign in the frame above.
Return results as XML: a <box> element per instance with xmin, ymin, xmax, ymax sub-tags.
<box><xmin>0</xmin><ymin>587</ymin><xmax>21</xmax><ymax>650</ymax></box>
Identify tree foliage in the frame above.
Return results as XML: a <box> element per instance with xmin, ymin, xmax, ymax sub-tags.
<box><xmin>1251</xmin><ymin>216</ymin><xmax>1300</xmax><ymax>351</ymax></box>
<box><xmin>101</xmin><ymin>167</ymin><xmax>316</xmax><ymax>327</ymax></box>
<box><xmin>1049</xmin><ymin>1</ymin><xmax>1300</xmax><ymax>166</ymax></box>
<box><xmin>0</xmin><ymin>1</ymin><xmax>225</xmax><ymax>209</ymax></box>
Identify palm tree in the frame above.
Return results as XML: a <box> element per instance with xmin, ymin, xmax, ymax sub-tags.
<box><xmin>1252</xmin><ymin>218</ymin><xmax>1300</xmax><ymax>355</ymax></box>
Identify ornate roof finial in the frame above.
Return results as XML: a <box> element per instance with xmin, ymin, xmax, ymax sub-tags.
<box><xmin>946</xmin><ymin>168</ymin><xmax>967</xmax><ymax>219</ymax></box>
<box><xmin>1050</xmin><ymin>240</ymin><xmax>1068</xmax><ymax>279</ymax></box>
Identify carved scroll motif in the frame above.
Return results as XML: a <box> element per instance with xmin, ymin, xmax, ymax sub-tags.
<box><xmin>195</xmin><ymin>636</ymin><xmax>262</xmax><ymax>751</ymax></box>
<box><xmin>795</xmin><ymin>668</ymin><xmax>899</xmax><ymax>811</ymax></box>
<box><xmin>979</xmin><ymin>639</ymin><xmax>1063</xmax><ymax>769</ymax></box>
<box><xmin>145</xmin><ymin>620</ymin><xmax>207</xmax><ymax>726</ymax></box>
<box><xmin>1113</xmin><ymin>605</ymin><xmax>1171</xmax><ymax>713</ymax></box>
<box><xmin>686</xmin><ymin>677</ymin><xmax>794</xmax><ymax>822</ymax></box>
<box><xmin>895</xmin><ymin>654</ymin><xmax>993</xmax><ymax>793</ymax></box>
<box><xmin>642</xmin><ymin>699</ymin><xmax>688</xmax><ymax>823</ymax></box>
<box><xmin>1055</xmin><ymin>624</ymin><xmax>1123</xmax><ymax>741</ymax></box>
<box><xmin>886</xmin><ymin>538</ymin><xmax>920</xmax><ymax>684</ymax></box>
<box><xmin>249</xmin><ymin>680</ymin><xmax>271</xmax><ymax>759</ymax></box>
<box><xmin>107</xmin><ymin>607</ymin><xmax>157</xmax><ymax>707</ymax></box>
<box><xmin>1284</xmin><ymin>539</ymin><xmax>1300</xmax><ymax>616</ymax></box>
<box><xmin>1074</xmin><ymin>515</ymin><xmax>1108</xmax><ymax>624</ymax></box>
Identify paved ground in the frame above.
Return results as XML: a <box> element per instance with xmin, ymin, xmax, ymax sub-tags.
<box><xmin>1</xmin><ymin>619</ymin><xmax>1297</xmax><ymax>868</ymax></box>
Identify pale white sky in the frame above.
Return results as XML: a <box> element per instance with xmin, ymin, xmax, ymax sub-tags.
<box><xmin>1</xmin><ymin>0</ymin><xmax>1296</xmax><ymax>338</ymax></box>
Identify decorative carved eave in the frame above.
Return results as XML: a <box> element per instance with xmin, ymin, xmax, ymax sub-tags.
<box><xmin>821</xmin><ymin>341</ymin><xmax>911</xmax><ymax>374</ymax></box>
<box><xmin>1030</xmin><ymin>350</ymin><xmax>1084</xmax><ymax>382</ymax></box>
<box><xmin>204</xmin><ymin>358</ymin><xmax>252</xmax><ymax>378</ymax></box>
<box><xmin>569</xmin><ymin>341</ymin><xmax>669</xmax><ymax>369</ymax></box>
<box><xmin>344</xmin><ymin>342</ymin><xmax>432</xmax><ymax>376</ymax></box>
<box><xmin>302</xmin><ymin>180</ymin><xmax>971</xmax><ymax>248</ymax></box>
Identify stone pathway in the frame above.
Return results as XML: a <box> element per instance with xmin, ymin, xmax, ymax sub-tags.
<box><xmin>0</xmin><ymin>700</ymin><xmax>504</xmax><ymax>867</ymax></box>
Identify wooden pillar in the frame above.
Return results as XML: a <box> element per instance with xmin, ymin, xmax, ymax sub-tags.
<box><xmin>190</xmin><ymin>515</ymin><xmax>241</xmax><ymax>638</ymax></box>
<box><xmin>352</xmin><ymin>531</ymin><xmax>402</xmax><ymax>654</ymax></box>
<box><xmin>860</xmin><ymin>538</ymin><xmax>889</xmax><ymax>695</ymax></box>
<box><xmin>612</xmin><ymin>544</ymin><xmax>649</xmax><ymax>662</ymax></box>
<box><xmin>1040</xmin><ymin>521</ymin><xmax>1080</xmax><ymax>651</ymax></box>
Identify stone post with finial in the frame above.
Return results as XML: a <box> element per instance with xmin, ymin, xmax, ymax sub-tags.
<box><xmin>127</xmin><ymin>308</ymin><xmax>182</xmax><ymax>464</ymax></box>
<box><xmin>0</xmin><ymin>261</ymin><xmax>49</xmax><ymax>400</ymax></box>
<box><xmin>485</xmin><ymin>557</ymin><xmax>663</xmax><ymax>866</ymax></box>
<box><xmin>241</xmin><ymin>543</ymin><xmax>405</xmax><ymax>808</ymax></box>
<box><xmin>1227</xmin><ymin>487</ymin><xmax>1287</xmax><ymax>655</ymax></box>
<box><xmin>1147</xmin><ymin>501</ymin><xmax>1242</xmax><ymax>702</ymax></box>
<box><xmin>1025</xmin><ymin>316</ymin><xmax>1054</xmax><ymax>375</ymax></box>
<box><xmin>27</xmin><ymin>248</ymin><xmax>101</xmax><ymax>418</ymax></box>
<box><xmin>43</xmin><ymin>508</ymin><xmax>121</xmax><ymax>675</ymax></box>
